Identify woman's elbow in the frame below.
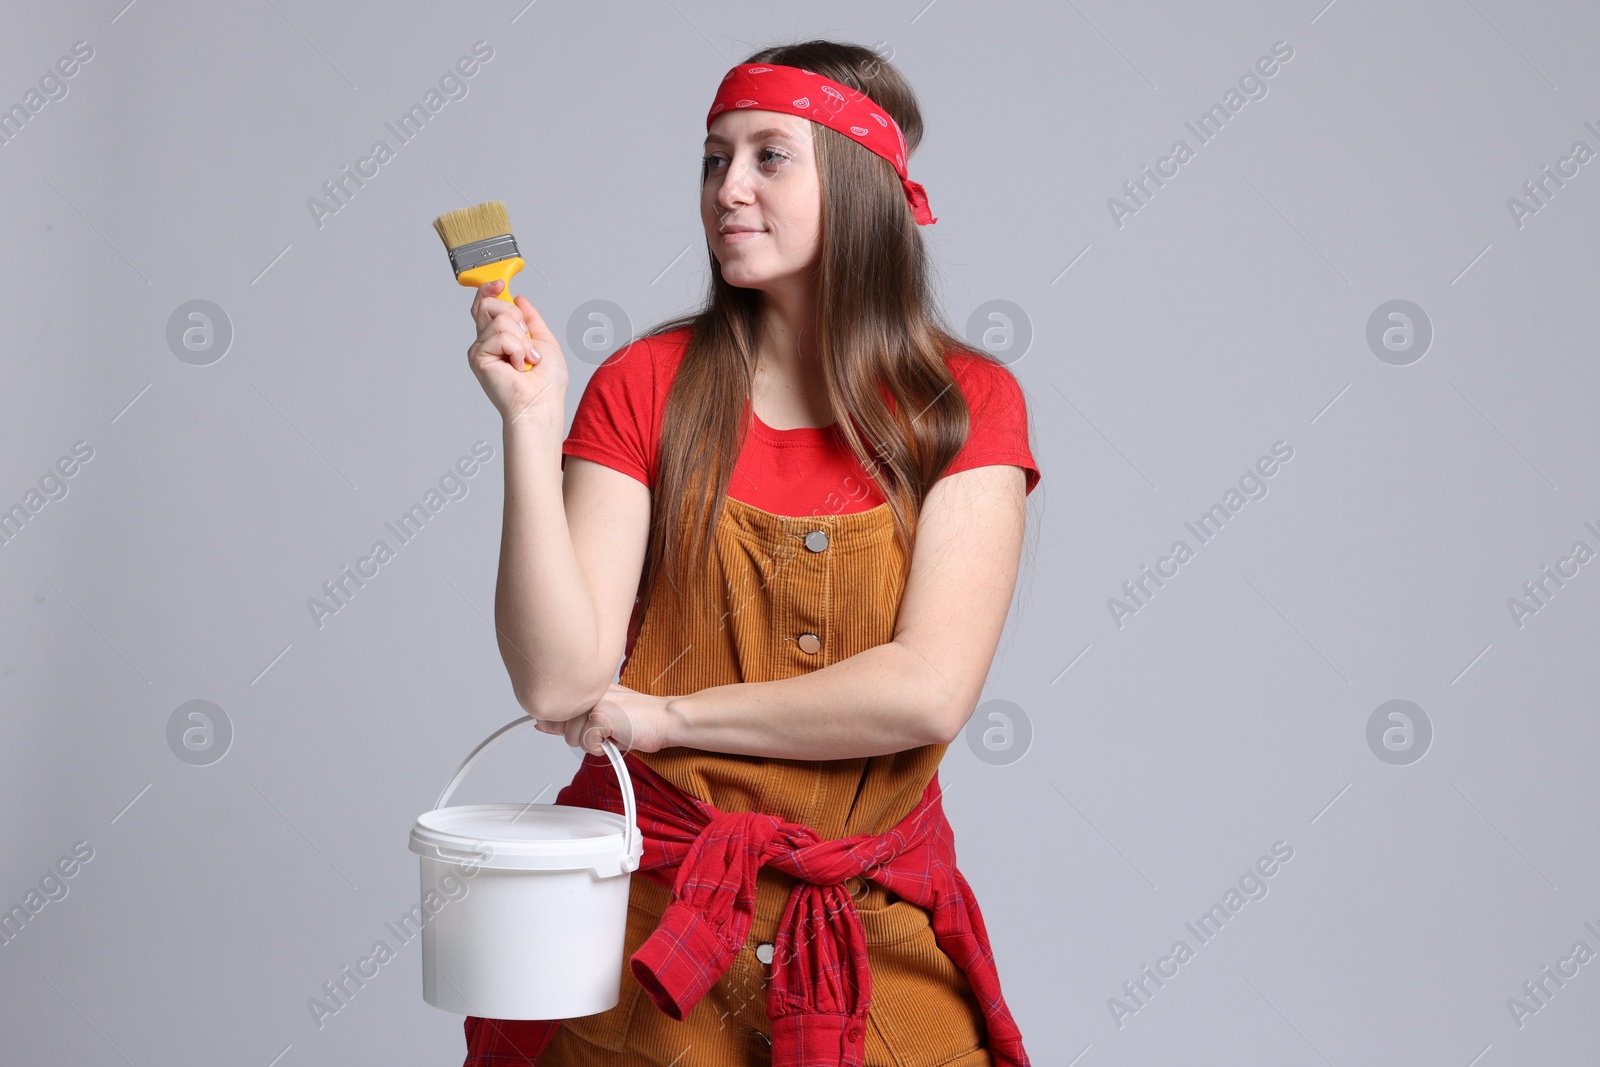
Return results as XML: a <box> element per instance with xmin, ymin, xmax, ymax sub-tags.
<box><xmin>516</xmin><ymin>673</ymin><xmax>612</xmax><ymax>723</ymax></box>
<box><xmin>929</xmin><ymin>708</ymin><xmax>965</xmax><ymax>747</ymax></box>
<box><xmin>922</xmin><ymin>685</ymin><xmax>973</xmax><ymax>747</ymax></box>
<box><xmin>895</xmin><ymin>643</ymin><xmax>971</xmax><ymax>746</ymax></box>
<box><xmin>499</xmin><ymin>644</ymin><xmax>589</xmax><ymax>719</ymax></box>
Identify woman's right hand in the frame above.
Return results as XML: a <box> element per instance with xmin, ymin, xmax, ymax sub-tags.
<box><xmin>467</xmin><ymin>280</ymin><xmax>570</xmax><ymax>426</ymax></box>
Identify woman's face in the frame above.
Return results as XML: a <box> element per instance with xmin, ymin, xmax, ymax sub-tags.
<box><xmin>700</xmin><ymin>109</ymin><xmax>821</xmax><ymax>292</ymax></box>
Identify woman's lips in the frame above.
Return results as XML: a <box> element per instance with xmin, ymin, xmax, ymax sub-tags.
<box><xmin>720</xmin><ymin>229</ymin><xmax>765</xmax><ymax>243</ymax></box>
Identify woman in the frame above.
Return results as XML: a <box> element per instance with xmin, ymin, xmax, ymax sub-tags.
<box><xmin>459</xmin><ymin>39</ymin><xmax>1039</xmax><ymax>1067</ymax></box>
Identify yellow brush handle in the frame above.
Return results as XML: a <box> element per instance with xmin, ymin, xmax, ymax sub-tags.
<box><xmin>456</xmin><ymin>256</ymin><xmax>533</xmax><ymax>371</ymax></box>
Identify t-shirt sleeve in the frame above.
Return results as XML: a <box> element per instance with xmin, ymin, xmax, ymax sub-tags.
<box><xmin>560</xmin><ymin>338</ymin><xmax>659</xmax><ymax>488</ymax></box>
<box><xmin>941</xmin><ymin>355</ymin><xmax>1042</xmax><ymax>495</ymax></box>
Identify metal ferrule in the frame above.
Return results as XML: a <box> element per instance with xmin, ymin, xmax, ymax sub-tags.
<box><xmin>447</xmin><ymin>233</ymin><xmax>520</xmax><ymax>274</ymax></box>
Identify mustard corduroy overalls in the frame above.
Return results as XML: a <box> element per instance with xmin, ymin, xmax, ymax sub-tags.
<box><xmin>541</xmin><ymin>494</ymin><xmax>993</xmax><ymax>1067</ymax></box>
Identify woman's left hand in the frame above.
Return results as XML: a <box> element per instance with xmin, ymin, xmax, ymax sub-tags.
<box><xmin>533</xmin><ymin>683</ymin><xmax>676</xmax><ymax>756</ymax></box>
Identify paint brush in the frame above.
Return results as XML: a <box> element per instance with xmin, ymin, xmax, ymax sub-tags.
<box><xmin>431</xmin><ymin>199</ymin><xmax>532</xmax><ymax>371</ymax></box>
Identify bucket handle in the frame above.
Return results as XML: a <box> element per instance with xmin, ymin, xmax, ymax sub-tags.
<box><xmin>429</xmin><ymin>715</ymin><xmax>638</xmax><ymax>871</ymax></box>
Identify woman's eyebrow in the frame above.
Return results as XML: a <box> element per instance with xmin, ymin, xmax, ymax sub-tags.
<box><xmin>703</xmin><ymin>127</ymin><xmax>800</xmax><ymax>147</ymax></box>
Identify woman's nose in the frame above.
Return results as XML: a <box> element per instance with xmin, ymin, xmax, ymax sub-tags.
<box><xmin>717</xmin><ymin>178</ymin><xmax>750</xmax><ymax>212</ymax></box>
<box><xmin>716</xmin><ymin>159</ymin><xmax>758</xmax><ymax>209</ymax></box>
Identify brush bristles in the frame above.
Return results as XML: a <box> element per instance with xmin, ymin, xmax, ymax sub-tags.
<box><xmin>432</xmin><ymin>199</ymin><xmax>513</xmax><ymax>251</ymax></box>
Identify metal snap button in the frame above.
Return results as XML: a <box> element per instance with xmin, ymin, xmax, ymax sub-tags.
<box><xmin>797</xmin><ymin>632</ymin><xmax>821</xmax><ymax>655</ymax></box>
<box><xmin>755</xmin><ymin>942</ymin><xmax>775</xmax><ymax>964</ymax></box>
<box><xmin>804</xmin><ymin>529</ymin><xmax>829</xmax><ymax>552</ymax></box>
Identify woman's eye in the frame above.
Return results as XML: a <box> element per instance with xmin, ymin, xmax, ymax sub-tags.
<box><xmin>700</xmin><ymin>149</ymin><xmax>788</xmax><ymax>173</ymax></box>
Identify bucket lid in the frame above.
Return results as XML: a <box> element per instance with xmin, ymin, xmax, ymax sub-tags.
<box><xmin>411</xmin><ymin>802</ymin><xmax>641</xmax><ymax>876</ymax></box>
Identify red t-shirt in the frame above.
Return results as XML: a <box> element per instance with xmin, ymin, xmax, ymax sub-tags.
<box><xmin>560</xmin><ymin>326</ymin><xmax>1040</xmax><ymax>515</ymax></box>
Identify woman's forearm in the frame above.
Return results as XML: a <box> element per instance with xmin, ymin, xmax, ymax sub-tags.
<box><xmin>494</xmin><ymin>413</ymin><xmax>606</xmax><ymax>717</ymax></box>
<box><xmin>661</xmin><ymin>639</ymin><xmax>959</xmax><ymax>760</ymax></box>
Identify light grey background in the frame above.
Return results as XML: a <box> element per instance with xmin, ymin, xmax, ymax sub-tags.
<box><xmin>3</xmin><ymin>1</ymin><xmax>1597</xmax><ymax>1064</ymax></box>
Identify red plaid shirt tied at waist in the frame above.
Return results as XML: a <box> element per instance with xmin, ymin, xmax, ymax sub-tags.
<box><xmin>463</xmin><ymin>747</ymin><xmax>1031</xmax><ymax>1067</ymax></box>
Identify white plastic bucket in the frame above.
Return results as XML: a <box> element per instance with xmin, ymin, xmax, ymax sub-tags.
<box><xmin>408</xmin><ymin>716</ymin><xmax>642</xmax><ymax>1020</ymax></box>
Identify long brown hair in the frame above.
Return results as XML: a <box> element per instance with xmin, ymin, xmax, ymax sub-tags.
<box><xmin>633</xmin><ymin>39</ymin><xmax>1018</xmax><ymax>632</ymax></box>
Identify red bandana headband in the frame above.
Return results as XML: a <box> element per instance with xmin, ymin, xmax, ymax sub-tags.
<box><xmin>707</xmin><ymin>63</ymin><xmax>937</xmax><ymax>226</ymax></box>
